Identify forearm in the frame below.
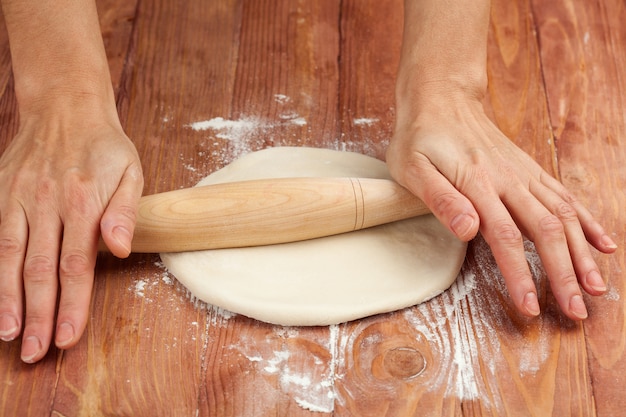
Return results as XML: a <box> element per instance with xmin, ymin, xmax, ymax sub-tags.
<box><xmin>0</xmin><ymin>0</ymin><xmax>115</xmax><ymax>114</ymax></box>
<box><xmin>397</xmin><ymin>0</ymin><xmax>491</xmax><ymax>108</ymax></box>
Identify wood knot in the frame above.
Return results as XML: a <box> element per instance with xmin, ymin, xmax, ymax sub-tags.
<box><xmin>382</xmin><ymin>347</ymin><xmax>426</xmax><ymax>380</ymax></box>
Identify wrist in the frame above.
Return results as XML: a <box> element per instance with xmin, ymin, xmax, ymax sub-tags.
<box><xmin>2</xmin><ymin>0</ymin><xmax>115</xmax><ymax>115</ymax></box>
<box><xmin>15</xmin><ymin>69</ymin><xmax>117</xmax><ymax>120</ymax></box>
<box><xmin>394</xmin><ymin>70</ymin><xmax>487</xmax><ymax>127</ymax></box>
<box><xmin>396</xmin><ymin>58</ymin><xmax>487</xmax><ymax>103</ymax></box>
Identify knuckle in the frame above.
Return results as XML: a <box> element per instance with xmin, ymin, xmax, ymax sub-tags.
<box><xmin>116</xmin><ymin>204</ymin><xmax>138</xmax><ymax>224</ymax></box>
<box><xmin>560</xmin><ymin>190</ymin><xmax>579</xmax><ymax>206</ymax></box>
<box><xmin>24</xmin><ymin>311</ymin><xmax>50</xmax><ymax>327</ymax></box>
<box><xmin>553</xmin><ymin>271</ymin><xmax>579</xmax><ymax>288</ymax></box>
<box><xmin>23</xmin><ymin>255</ymin><xmax>56</xmax><ymax>283</ymax></box>
<box><xmin>554</xmin><ymin>201</ymin><xmax>578</xmax><ymax>222</ymax></box>
<box><xmin>537</xmin><ymin>214</ymin><xmax>565</xmax><ymax>236</ymax></box>
<box><xmin>34</xmin><ymin>178</ymin><xmax>57</xmax><ymax>204</ymax></box>
<box><xmin>59</xmin><ymin>252</ymin><xmax>92</xmax><ymax>279</ymax></box>
<box><xmin>398</xmin><ymin>152</ymin><xmax>435</xmax><ymax>183</ymax></box>
<box><xmin>63</xmin><ymin>181</ymin><xmax>96</xmax><ymax>217</ymax></box>
<box><xmin>101</xmin><ymin>203</ymin><xmax>138</xmax><ymax>232</ymax></box>
<box><xmin>0</xmin><ymin>236</ymin><xmax>24</xmax><ymax>258</ymax></box>
<box><xmin>456</xmin><ymin>165</ymin><xmax>489</xmax><ymax>190</ymax></box>
<box><xmin>491</xmin><ymin>221</ymin><xmax>523</xmax><ymax>245</ymax></box>
<box><xmin>430</xmin><ymin>191</ymin><xmax>460</xmax><ymax>215</ymax></box>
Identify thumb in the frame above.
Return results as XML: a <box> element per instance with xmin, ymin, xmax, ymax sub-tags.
<box><xmin>389</xmin><ymin>155</ymin><xmax>480</xmax><ymax>242</ymax></box>
<box><xmin>100</xmin><ymin>165</ymin><xmax>144</xmax><ymax>258</ymax></box>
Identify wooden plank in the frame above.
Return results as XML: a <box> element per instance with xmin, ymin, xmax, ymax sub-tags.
<box><xmin>486</xmin><ymin>0</ymin><xmax>557</xmax><ymax>172</ymax></box>
<box><xmin>338</xmin><ymin>0</ymin><xmax>403</xmax><ymax>160</ymax></box>
<box><xmin>195</xmin><ymin>1</ymin><xmax>342</xmax><ymax>415</ymax></box>
<box><xmin>0</xmin><ymin>9</ymin><xmax>19</xmax><ymax>149</ymax></box>
<box><xmin>0</xmin><ymin>10</ymin><xmax>13</xmax><ymax>99</ymax></box>
<box><xmin>531</xmin><ymin>1</ymin><xmax>626</xmax><ymax>415</ymax></box>
<box><xmin>0</xmin><ymin>346</ymin><xmax>59</xmax><ymax>416</ymax></box>
<box><xmin>228</xmin><ymin>0</ymin><xmax>341</xmax><ymax>152</ymax></box>
<box><xmin>96</xmin><ymin>0</ymin><xmax>139</xmax><ymax>93</ymax></box>
<box><xmin>333</xmin><ymin>0</ymin><xmax>596</xmax><ymax>415</ymax></box>
<box><xmin>117</xmin><ymin>0</ymin><xmax>245</xmax><ymax>194</ymax></box>
<box><xmin>50</xmin><ymin>0</ymin><xmax>232</xmax><ymax>414</ymax></box>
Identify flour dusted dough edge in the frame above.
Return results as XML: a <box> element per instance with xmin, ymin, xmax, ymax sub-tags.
<box><xmin>160</xmin><ymin>147</ymin><xmax>467</xmax><ymax>325</ymax></box>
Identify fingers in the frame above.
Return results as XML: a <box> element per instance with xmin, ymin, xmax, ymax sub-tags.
<box><xmin>0</xmin><ymin>203</ymin><xmax>27</xmax><ymax>343</ymax></box>
<box><xmin>100</xmin><ymin>164</ymin><xmax>143</xmax><ymax>258</ymax></box>
<box><xmin>392</xmin><ymin>152</ymin><xmax>541</xmax><ymax>317</ymax></box>
<box><xmin>54</xmin><ymin>183</ymin><xmax>101</xmax><ymax>351</ymax></box>
<box><xmin>54</xmin><ymin>164</ymin><xmax>142</xmax><ymax>351</ymax></box>
<box><xmin>392</xmin><ymin>149</ymin><xmax>609</xmax><ymax>321</ymax></box>
<box><xmin>465</xmin><ymin>184</ymin><xmax>542</xmax><ymax>317</ymax></box>
<box><xmin>1</xmin><ymin>164</ymin><xmax>143</xmax><ymax>362</ymax></box>
<box><xmin>539</xmin><ymin>172</ymin><xmax>617</xmax><ymax>254</ymax></box>
<box><xmin>21</xmin><ymin>205</ymin><xmax>62</xmax><ymax>363</ymax></box>
<box><xmin>503</xmin><ymin>184</ymin><xmax>589</xmax><ymax>320</ymax></box>
<box><xmin>531</xmin><ymin>180</ymin><xmax>608</xmax><ymax>295</ymax></box>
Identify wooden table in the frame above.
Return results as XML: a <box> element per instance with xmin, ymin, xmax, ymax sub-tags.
<box><xmin>1</xmin><ymin>0</ymin><xmax>624</xmax><ymax>415</ymax></box>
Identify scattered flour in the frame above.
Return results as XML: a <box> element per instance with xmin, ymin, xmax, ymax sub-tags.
<box><xmin>604</xmin><ymin>285</ymin><xmax>620</xmax><ymax>302</ymax></box>
<box><xmin>274</xmin><ymin>94</ymin><xmax>291</xmax><ymax>104</ymax></box>
<box><xmin>230</xmin><ymin>325</ymin><xmax>342</xmax><ymax>414</ymax></box>
<box><xmin>180</xmin><ymin>100</ymin><xmax>390</xmax><ymax>180</ymax></box>
<box><xmin>132</xmin><ymin>280</ymin><xmax>147</xmax><ymax>298</ymax></box>
<box><xmin>353</xmin><ymin>117</ymin><xmax>379</xmax><ymax>126</ymax></box>
<box><xmin>401</xmin><ymin>236</ymin><xmax>555</xmax><ymax>412</ymax></box>
<box><xmin>295</xmin><ymin>398</ymin><xmax>333</xmax><ymax>413</ymax></box>
<box><xmin>151</xmin><ymin>258</ymin><xmax>237</xmax><ymax>326</ymax></box>
<box><xmin>289</xmin><ymin>116</ymin><xmax>307</xmax><ymax>126</ymax></box>
<box><xmin>187</xmin><ymin>116</ymin><xmax>269</xmax><ymax>141</ymax></box>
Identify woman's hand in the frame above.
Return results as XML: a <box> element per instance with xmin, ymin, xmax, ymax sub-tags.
<box><xmin>0</xmin><ymin>100</ymin><xmax>143</xmax><ymax>363</ymax></box>
<box><xmin>387</xmin><ymin>95</ymin><xmax>617</xmax><ymax>320</ymax></box>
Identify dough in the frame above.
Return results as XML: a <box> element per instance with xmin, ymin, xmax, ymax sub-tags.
<box><xmin>160</xmin><ymin>147</ymin><xmax>467</xmax><ymax>325</ymax></box>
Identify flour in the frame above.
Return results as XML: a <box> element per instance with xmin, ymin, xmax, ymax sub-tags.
<box><xmin>188</xmin><ymin>116</ymin><xmax>268</xmax><ymax>141</ymax></box>
<box><xmin>604</xmin><ymin>285</ymin><xmax>620</xmax><ymax>302</ymax></box>
<box><xmin>151</xmin><ymin>258</ymin><xmax>237</xmax><ymax>327</ymax></box>
<box><xmin>274</xmin><ymin>94</ymin><xmax>291</xmax><ymax>104</ymax></box>
<box><xmin>295</xmin><ymin>398</ymin><xmax>333</xmax><ymax>414</ymax></box>
<box><xmin>402</xmin><ymin>236</ymin><xmax>554</xmax><ymax>409</ymax></box>
<box><xmin>132</xmin><ymin>280</ymin><xmax>147</xmax><ymax>298</ymax></box>
<box><xmin>353</xmin><ymin>117</ymin><xmax>379</xmax><ymax>126</ymax></box>
<box><xmin>182</xmin><ymin>105</ymin><xmax>389</xmax><ymax>185</ymax></box>
<box><xmin>230</xmin><ymin>325</ymin><xmax>342</xmax><ymax>414</ymax></box>
<box><xmin>289</xmin><ymin>116</ymin><xmax>307</xmax><ymax>126</ymax></box>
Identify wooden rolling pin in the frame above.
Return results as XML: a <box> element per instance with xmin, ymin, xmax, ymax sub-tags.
<box><xmin>102</xmin><ymin>177</ymin><xmax>431</xmax><ymax>253</ymax></box>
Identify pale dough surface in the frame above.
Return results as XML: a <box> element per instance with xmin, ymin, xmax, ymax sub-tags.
<box><xmin>160</xmin><ymin>147</ymin><xmax>467</xmax><ymax>325</ymax></box>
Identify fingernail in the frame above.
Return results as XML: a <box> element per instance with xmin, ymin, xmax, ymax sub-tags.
<box><xmin>587</xmin><ymin>270</ymin><xmax>607</xmax><ymax>293</ymax></box>
<box><xmin>450</xmin><ymin>214</ymin><xmax>476</xmax><ymax>239</ymax></box>
<box><xmin>601</xmin><ymin>234</ymin><xmax>617</xmax><ymax>250</ymax></box>
<box><xmin>569</xmin><ymin>295</ymin><xmax>588</xmax><ymax>320</ymax></box>
<box><xmin>0</xmin><ymin>314</ymin><xmax>19</xmax><ymax>341</ymax></box>
<box><xmin>21</xmin><ymin>335</ymin><xmax>42</xmax><ymax>363</ymax></box>
<box><xmin>112</xmin><ymin>226</ymin><xmax>132</xmax><ymax>253</ymax></box>
<box><xmin>56</xmin><ymin>322</ymin><xmax>75</xmax><ymax>347</ymax></box>
<box><xmin>523</xmin><ymin>292</ymin><xmax>540</xmax><ymax>316</ymax></box>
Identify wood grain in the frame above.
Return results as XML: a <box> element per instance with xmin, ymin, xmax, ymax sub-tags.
<box><xmin>531</xmin><ymin>1</ymin><xmax>626</xmax><ymax>415</ymax></box>
<box><xmin>121</xmin><ymin>177</ymin><xmax>430</xmax><ymax>253</ymax></box>
<box><xmin>0</xmin><ymin>0</ymin><xmax>624</xmax><ymax>415</ymax></box>
<box><xmin>339</xmin><ymin>0</ymin><xmax>403</xmax><ymax>160</ymax></box>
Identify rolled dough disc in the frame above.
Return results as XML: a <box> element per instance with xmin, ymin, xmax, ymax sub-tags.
<box><xmin>160</xmin><ymin>147</ymin><xmax>467</xmax><ymax>325</ymax></box>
